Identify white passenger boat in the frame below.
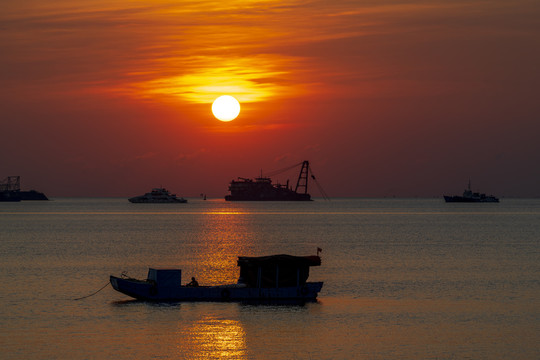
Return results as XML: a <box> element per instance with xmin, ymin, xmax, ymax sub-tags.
<box><xmin>128</xmin><ymin>187</ymin><xmax>187</xmax><ymax>203</ymax></box>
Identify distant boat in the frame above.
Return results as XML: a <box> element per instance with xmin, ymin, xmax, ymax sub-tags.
<box><xmin>444</xmin><ymin>181</ymin><xmax>499</xmax><ymax>203</ymax></box>
<box><xmin>20</xmin><ymin>190</ymin><xmax>49</xmax><ymax>200</ymax></box>
<box><xmin>0</xmin><ymin>190</ymin><xmax>21</xmax><ymax>202</ymax></box>
<box><xmin>0</xmin><ymin>176</ymin><xmax>48</xmax><ymax>202</ymax></box>
<box><xmin>128</xmin><ymin>187</ymin><xmax>187</xmax><ymax>203</ymax></box>
<box><xmin>110</xmin><ymin>253</ymin><xmax>323</xmax><ymax>302</ymax></box>
<box><xmin>225</xmin><ymin>160</ymin><xmax>326</xmax><ymax>201</ymax></box>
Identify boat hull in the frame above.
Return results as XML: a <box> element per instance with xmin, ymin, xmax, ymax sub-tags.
<box><xmin>20</xmin><ymin>190</ymin><xmax>48</xmax><ymax>200</ymax></box>
<box><xmin>110</xmin><ymin>276</ymin><xmax>323</xmax><ymax>302</ymax></box>
<box><xmin>0</xmin><ymin>191</ymin><xmax>21</xmax><ymax>202</ymax></box>
<box><xmin>128</xmin><ymin>198</ymin><xmax>187</xmax><ymax>203</ymax></box>
<box><xmin>444</xmin><ymin>195</ymin><xmax>499</xmax><ymax>203</ymax></box>
<box><xmin>225</xmin><ymin>193</ymin><xmax>311</xmax><ymax>201</ymax></box>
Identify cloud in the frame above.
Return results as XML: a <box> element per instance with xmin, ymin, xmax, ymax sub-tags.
<box><xmin>176</xmin><ymin>148</ymin><xmax>209</xmax><ymax>161</ymax></box>
<box><xmin>134</xmin><ymin>152</ymin><xmax>158</xmax><ymax>160</ymax></box>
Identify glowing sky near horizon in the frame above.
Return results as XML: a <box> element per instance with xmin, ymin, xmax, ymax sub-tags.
<box><xmin>1</xmin><ymin>0</ymin><xmax>539</xmax><ymax>197</ymax></box>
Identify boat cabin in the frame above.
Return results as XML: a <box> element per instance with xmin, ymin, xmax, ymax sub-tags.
<box><xmin>148</xmin><ymin>268</ymin><xmax>182</xmax><ymax>288</ymax></box>
<box><xmin>237</xmin><ymin>254</ymin><xmax>321</xmax><ymax>288</ymax></box>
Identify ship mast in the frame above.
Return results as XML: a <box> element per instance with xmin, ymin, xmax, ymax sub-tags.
<box><xmin>0</xmin><ymin>176</ymin><xmax>20</xmax><ymax>191</ymax></box>
<box><xmin>294</xmin><ymin>161</ymin><xmax>310</xmax><ymax>194</ymax></box>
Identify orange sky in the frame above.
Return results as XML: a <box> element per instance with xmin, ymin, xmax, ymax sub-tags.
<box><xmin>2</xmin><ymin>0</ymin><xmax>540</xmax><ymax>197</ymax></box>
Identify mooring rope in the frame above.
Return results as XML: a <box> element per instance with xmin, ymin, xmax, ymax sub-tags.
<box><xmin>73</xmin><ymin>281</ymin><xmax>110</xmax><ymax>301</ymax></box>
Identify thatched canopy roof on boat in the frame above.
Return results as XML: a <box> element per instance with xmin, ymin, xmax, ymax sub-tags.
<box><xmin>237</xmin><ymin>254</ymin><xmax>321</xmax><ymax>267</ymax></box>
<box><xmin>237</xmin><ymin>254</ymin><xmax>321</xmax><ymax>288</ymax></box>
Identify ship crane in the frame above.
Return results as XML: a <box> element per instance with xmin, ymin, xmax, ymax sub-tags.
<box><xmin>264</xmin><ymin>161</ymin><xmax>330</xmax><ymax>201</ymax></box>
<box><xmin>294</xmin><ymin>161</ymin><xmax>309</xmax><ymax>195</ymax></box>
<box><xmin>0</xmin><ymin>176</ymin><xmax>21</xmax><ymax>192</ymax></box>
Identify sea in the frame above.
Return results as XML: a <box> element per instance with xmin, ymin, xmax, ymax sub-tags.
<box><xmin>1</xmin><ymin>198</ymin><xmax>538</xmax><ymax>359</ymax></box>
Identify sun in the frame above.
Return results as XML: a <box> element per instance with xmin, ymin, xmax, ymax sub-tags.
<box><xmin>212</xmin><ymin>95</ymin><xmax>240</xmax><ymax>122</ymax></box>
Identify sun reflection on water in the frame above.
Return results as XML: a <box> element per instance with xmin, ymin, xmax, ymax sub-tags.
<box><xmin>180</xmin><ymin>315</ymin><xmax>248</xmax><ymax>359</ymax></box>
<box><xmin>190</xmin><ymin>203</ymin><xmax>257</xmax><ymax>286</ymax></box>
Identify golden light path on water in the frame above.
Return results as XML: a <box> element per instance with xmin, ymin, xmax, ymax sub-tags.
<box><xmin>191</xmin><ymin>203</ymin><xmax>256</xmax><ymax>285</ymax></box>
<box><xmin>179</xmin><ymin>316</ymin><xmax>247</xmax><ymax>359</ymax></box>
<box><xmin>172</xmin><ymin>204</ymin><xmax>250</xmax><ymax>359</ymax></box>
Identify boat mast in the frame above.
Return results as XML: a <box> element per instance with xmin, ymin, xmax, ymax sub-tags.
<box><xmin>294</xmin><ymin>161</ymin><xmax>309</xmax><ymax>194</ymax></box>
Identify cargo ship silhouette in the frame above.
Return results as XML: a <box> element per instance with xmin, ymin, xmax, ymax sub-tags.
<box><xmin>225</xmin><ymin>160</ymin><xmax>328</xmax><ymax>201</ymax></box>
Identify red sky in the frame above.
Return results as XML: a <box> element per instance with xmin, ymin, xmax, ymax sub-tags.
<box><xmin>2</xmin><ymin>0</ymin><xmax>539</xmax><ymax>197</ymax></box>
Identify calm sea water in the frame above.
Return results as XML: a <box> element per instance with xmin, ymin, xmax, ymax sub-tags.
<box><xmin>0</xmin><ymin>198</ymin><xmax>538</xmax><ymax>359</ymax></box>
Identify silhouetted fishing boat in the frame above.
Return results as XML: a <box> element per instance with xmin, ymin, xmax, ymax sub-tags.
<box><xmin>444</xmin><ymin>180</ymin><xmax>499</xmax><ymax>203</ymax></box>
<box><xmin>225</xmin><ymin>160</ymin><xmax>328</xmax><ymax>201</ymax></box>
<box><xmin>110</xmin><ymin>253</ymin><xmax>323</xmax><ymax>302</ymax></box>
<box><xmin>128</xmin><ymin>187</ymin><xmax>187</xmax><ymax>203</ymax></box>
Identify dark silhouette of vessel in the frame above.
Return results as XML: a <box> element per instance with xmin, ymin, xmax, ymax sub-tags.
<box><xmin>110</xmin><ymin>252</ymin><xmax>323</xmax><ymax>301</ymax></box>
<box><xmin>0</xmin><ymin>190</ymin><xmax>21</xmax><ymax>202</ymax></box>
<box><xmin>0</xmin><ymin>176</ymin><xmax>48</xmax><ymax>201</ymax></box>
<box><xmin>128</xmin><ymin>187</ymin><xmax>187</xmax><ymax>203</ymax></box>
<box><xmin>225</xmin><ymin>161</ymin><xmax>323</xmax><ymax>201</ymax></box>
<box><xmin>20</xmin><ymin>190</ymin><xmax>49</xmax><ymax>200</ymax></box>
<box><xmin>444</xmin><ymin>180</ymin><xmax>499</xmax><ymax>203</ymax></box>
